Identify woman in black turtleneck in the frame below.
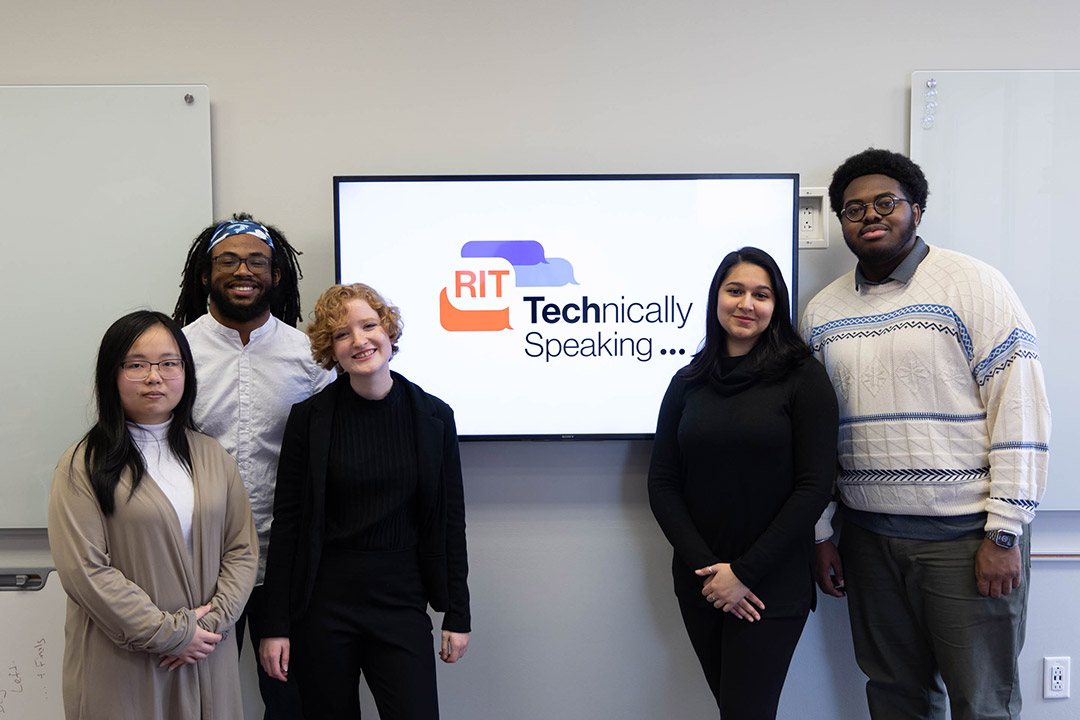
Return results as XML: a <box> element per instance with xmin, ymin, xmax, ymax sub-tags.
<box><xmin>648</xmin><ymin>247</ymin><xmax>838</xmax><ymax>719</ymax></box>
<box><xmin>259</xmin><ymin>283</ymin><xmax>470</xmax><ymax>720</ymax></box>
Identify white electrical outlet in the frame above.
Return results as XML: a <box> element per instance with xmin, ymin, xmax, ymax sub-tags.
<box><xmin>1044</xmin><ymin>656</ymin><xmax>1071</xmax><ymax>699</ymax></box>
<box><xmin>798</xmin><ymin>187</ymin><xmax>828</xmax><ymax>249</ymax></box>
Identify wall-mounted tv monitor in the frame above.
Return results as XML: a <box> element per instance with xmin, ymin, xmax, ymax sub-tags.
<box><xmin>335</xmin><ymin>174</ymin><xmax>798</xmax><ymax>440</ymax></box>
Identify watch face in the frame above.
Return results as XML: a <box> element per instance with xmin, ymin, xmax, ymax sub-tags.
<box><xmin>990</xmin><ymin>530</ymin><xmax>1017</xmax><ymax>548</ymax></box>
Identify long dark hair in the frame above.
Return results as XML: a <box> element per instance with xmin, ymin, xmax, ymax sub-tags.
<box><xmin>76</xmin><ymin>311</ymin><xmax>198</xmax><ymax>515</ymax></box>
<box><xmin>173</xmin><ymin>212</ymin><xmax>305</xmax><ymax>327</ymax></box>
<box><xmin>681</xmin><ymin>246</ymin><xmax>809</xmax><ymax>384</ymax></box>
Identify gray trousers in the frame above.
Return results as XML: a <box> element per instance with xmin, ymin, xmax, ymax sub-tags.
<box><xmin>840</xmin><ymin>522</ymin><xmax>1029</xmax><ymax>720</ymax></box>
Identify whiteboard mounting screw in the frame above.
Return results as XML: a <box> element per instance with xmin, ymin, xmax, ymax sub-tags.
<box><xmin>926</xmin><ymin>78</ymin><xmax>936</xmax><ymax>89</ymax></box>
<box><xmin>184</xmin><ymin>93</ymin><xmax>194</xmax><ymax>104</ymax></box>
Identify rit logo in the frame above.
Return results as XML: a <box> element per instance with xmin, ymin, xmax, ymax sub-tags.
<box><xmin>454</xmin><ymin>269</ymin><xmax>510</xmax><ymax>299</ymax></box>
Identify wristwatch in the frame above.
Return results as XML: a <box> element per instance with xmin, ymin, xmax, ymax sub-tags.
<box><xmin>985</xmin><ymin>529</ymin><xmax>1019</xmax><ymax>549</ymax></box>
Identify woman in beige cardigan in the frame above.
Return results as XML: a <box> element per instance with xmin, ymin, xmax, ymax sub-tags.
<box><xmin>48</xmin><ymin>311</ymin><xmax>258</xmax><ymax>720</ymax></box>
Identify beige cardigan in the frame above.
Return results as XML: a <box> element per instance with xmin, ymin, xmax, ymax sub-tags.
<box><xmin>48</xmin><ymin>430</ymin><xmax>257</xmax><ymax>720</ymax></box>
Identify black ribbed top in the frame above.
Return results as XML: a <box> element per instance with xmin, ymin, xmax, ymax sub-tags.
<box><xmin>324</xmin><ymin>379</ymin><xmax>420</xmax><ymax>550</ymax></box>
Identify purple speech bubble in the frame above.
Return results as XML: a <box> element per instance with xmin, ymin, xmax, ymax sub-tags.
<box><xmin>513</xmin><ymin>257</ymin><xmax>579</xmax><ymax>287</ymax></box>
<box><xmin>461</xmin><ymin>240</ymin><xmax>548</xmax><ymax>266</ymax></box>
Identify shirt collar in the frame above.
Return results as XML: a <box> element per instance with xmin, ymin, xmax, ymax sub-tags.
<box><xmin>126</xmin><ymin>418</ymin><xmax>172</xmax><ymax>441</ymax></box>
<box><xmin>854</xmin><ymin>236</ymin><xmax>929</xmax><ymax>289</ymax></box>
<box><xmin>203</xmin><ymin>310</ymin><xmax>274</xmax><ymax>340</ymax></box>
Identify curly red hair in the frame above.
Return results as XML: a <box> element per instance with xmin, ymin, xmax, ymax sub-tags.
<box><xmin>307</xmin><ymin>284</ymin><xmax>403</xmax><ymax>370</ymax></box>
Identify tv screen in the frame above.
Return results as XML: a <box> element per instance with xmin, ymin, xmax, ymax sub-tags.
<box><xmin>335</xmin><ymin>174</ymin><xmax>798</xmax><ymax>439</ymax></box>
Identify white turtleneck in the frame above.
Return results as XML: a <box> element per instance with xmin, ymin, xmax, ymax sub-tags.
<box><xmin>127</xmin><ymin>419</ymin><xmax>194</xmax><ymax>555</ymax></box>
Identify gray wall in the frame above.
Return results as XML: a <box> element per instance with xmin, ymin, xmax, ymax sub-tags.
<box><xmin>3</xmin><ymin>2</ymin><xmax>1078</xmax><ymax>718</ymax></box>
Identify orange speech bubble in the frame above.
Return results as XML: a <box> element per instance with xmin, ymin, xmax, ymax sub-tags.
<box><xmin>439</xmin><ymin>287</ymin><xmax>513</xmax><ymax>331</ymax></box>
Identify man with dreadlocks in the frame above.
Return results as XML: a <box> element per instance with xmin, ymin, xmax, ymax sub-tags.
<box><xmin>174</xmin><ymin>214</ymin><xmax>334</xmax><ymax>719</ymax></box>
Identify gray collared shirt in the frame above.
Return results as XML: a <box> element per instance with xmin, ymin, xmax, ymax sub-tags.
<box><xmin>854</xmin><ymin>236</ymin><xmax>930</xmax><ymax>289</ymax></box>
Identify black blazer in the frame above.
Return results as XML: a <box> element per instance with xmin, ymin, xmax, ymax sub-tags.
<box><xmin>262</xmin><ymin>371</ymin><xmax>471</xmax><ymax>635</ymax></box>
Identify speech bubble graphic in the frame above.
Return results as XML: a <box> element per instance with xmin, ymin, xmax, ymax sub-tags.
<box><xmin>513</xmin><ymin>257</ymin><xmax>579</xmax><ymax>287</ymax></box>
<box><xmin>439</xmin><ymin>287</ymin><xmax>513</xmax><ymax>331</ymax></box>
<box><xmin>461</xmin><ymin>240</ymin><xmax>549</xmax><ymax>266</ymax></box>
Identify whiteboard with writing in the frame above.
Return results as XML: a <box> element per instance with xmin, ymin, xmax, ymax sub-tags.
<box><xmin>0</xmin><ymin>572</ymin><xmax>65</xmax><ymax>718</ymax></box>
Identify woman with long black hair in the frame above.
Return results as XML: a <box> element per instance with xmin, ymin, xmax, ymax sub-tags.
<box><xmin>48</xmin><ymin>311</ymin><xmax>257</xmax><ymax>719</ymax></box>
<box><xmin>648</xmin><ymin>247</ymin><xmax>838</xmax><ymax>719</ymax></box>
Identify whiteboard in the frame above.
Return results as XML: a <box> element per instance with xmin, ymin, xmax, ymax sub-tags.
<box><xmin>0</xmin><ymin>571</ymin><xmax>66</xmax><ymax>718</ymax></box>
<box><xmin>0</xmin><ymin>85</ymin><xmax>212</xmax><ymax>528</ymax></box>
<box><xmin>910</xmin><ymin>70</ymin><xmax>1079</xmax><ymax>510</ymax></box>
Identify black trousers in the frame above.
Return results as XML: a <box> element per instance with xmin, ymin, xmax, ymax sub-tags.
<box><xmin>292</xmin><ymin>548</ymin><xmax>439</xmax><ymax>720</ymax></box>
<box><xmin>237</xmin><ymin>584</ymin><xmax>306</xmax><ymax>720</ymax></box>
<box><xmin>676</xmin><ymin>573</ymin><xmax>808</xmax><ymax>719</ymax></box>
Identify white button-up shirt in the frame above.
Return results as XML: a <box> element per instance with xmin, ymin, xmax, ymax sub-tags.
<box><xmin>184</xmin><ymin>313</ymin><xmax>335</xmax><ymax>582</ymax></box>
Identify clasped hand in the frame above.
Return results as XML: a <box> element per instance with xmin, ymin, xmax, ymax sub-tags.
<box><xmin>159</xmin><ymin>604</ymin><xmax>221</xmax><ymax>671</ymax></box>
<box><xmin>695</xmin><ymin>563</ymin><xmax>764</xmax><ymax>621</ymax></box>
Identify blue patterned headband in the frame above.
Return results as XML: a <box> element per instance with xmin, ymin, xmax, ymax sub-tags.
<box><xmin>207</xmin><ymin>219</ymin><xmax>275</xmax><ymax>253</ymax></box>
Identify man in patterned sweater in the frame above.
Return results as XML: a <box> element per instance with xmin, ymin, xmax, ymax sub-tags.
<box><xmin>801</xmin><ymin>148</ymin><xmax>1050</xmax><ymax>720</ymax></box>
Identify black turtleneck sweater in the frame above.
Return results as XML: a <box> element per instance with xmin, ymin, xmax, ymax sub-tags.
<box><xmin>325</xmin><ymin>379</ymin><xmax>420</xmax><ymax>551</ymax></box>
<box><xmin>648</xmin><ymin>355</ymin><xmax>838</xmax><ymax>616</ymax></box>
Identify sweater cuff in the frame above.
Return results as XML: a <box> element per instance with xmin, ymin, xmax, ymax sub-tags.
<box><xmin>814</xmin><ymin>501</ymin><xmax>838</xmax><ymax>543</ymax></box>
<box><xmin>441</xmin><ymin>613</ymin><xmax>471</xmax><ymax>634</ymax></box>
<box><xmin>985</xmin><ymin>513</ymin><xmax>1024</xmax><ymax>538</ymax></box>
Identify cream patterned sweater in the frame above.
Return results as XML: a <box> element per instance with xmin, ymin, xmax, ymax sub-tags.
<box><xmin>801</xmin><ymin>246</ymin><xmax>1050</xmax><ymax>539</ymax></box>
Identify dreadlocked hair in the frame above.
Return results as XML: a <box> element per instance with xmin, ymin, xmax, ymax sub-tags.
<box><xmin>172</xmin><ymin>212</ymin><xmax>306</xmax><ymax>328</ymax></box>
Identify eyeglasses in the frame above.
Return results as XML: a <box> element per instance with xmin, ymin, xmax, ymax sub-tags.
<box><xmin>211</xmin><ymin>253</ymin><xmax>271</xmax><ymax>272</ymax></box>
<box><xmin>120</xmin><ymin>359</ymin><xmax>185</xmax><ymax>381</ymax></box>
<box><xmin>840</xmin><ymin>195</ymin><xmax>911</xmax><ymax>223</ymax></box>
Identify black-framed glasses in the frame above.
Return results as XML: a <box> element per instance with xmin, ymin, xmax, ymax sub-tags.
<box><xmin>120</xmin><ymin>359</ymin><xmax>185</xmax><ymax>381</ymax></box>
<box><xmin>211</xmin><ymin>253</ymin><xmax>271</xmax><ymax>272</ymax></box>
<box><xmin>841</xmin><ymin>195</ymin><xmax>911</xmax><ymax>223</ymax></box>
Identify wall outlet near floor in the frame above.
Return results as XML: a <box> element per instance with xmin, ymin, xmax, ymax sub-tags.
<box><xmin>1044</xmin><ymin>656</ymin><xmax>1071</xmax><ymax>699</ymax></box>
